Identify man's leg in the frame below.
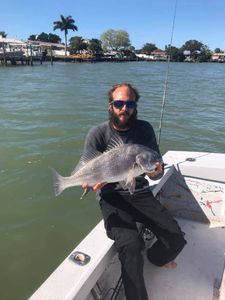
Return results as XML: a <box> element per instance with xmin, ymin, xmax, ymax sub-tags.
<box><xmin>122</xmin><ymin>189</ymin><xmax>187</xmax><ymax>267</ymax></box>
<box><xmin>146</xmin><ymin>228</ymin><xmax>186</xmax><ymax>266</ymax></box>
<box><xmin>99</xmin><ymin>198</ymin><xmax>149</xmax><ymax>300</ymax></box>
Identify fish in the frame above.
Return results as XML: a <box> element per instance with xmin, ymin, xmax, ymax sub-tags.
<box><xmin>50</xmin><ymin>138</ymin><xmax>163</xmax><ymax>198</ymax></box>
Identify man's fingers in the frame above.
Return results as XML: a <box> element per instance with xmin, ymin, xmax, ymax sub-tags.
<box><xmin>82</xmin><ymin>182</ymin><xmax>88</xmax><ymax>189</ymax></box>
<box><xmin>93</xmin><ymin>182</ymin><xmax>107</xmax><ymax>191</ymax></box>
<box><xmin>146</xmin><ymin>162</ymin><xmax>163</xmax><ymax>178</ymax></box>
<box><xmin>82</xmin><ymin>182</ymin><xmax>107</xmax><ymax>192</ymax></box>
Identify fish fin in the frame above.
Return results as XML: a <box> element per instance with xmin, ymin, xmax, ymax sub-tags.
<box><xmin>71</xmin><ymin>150</ymin><xmax>102</xmax><ymax>175</ymax></box>
<box><xmin>120</xmin><ymin>176</ymin><xmax>136</xmax><ymax>194</ymax></box>
<box><xmin>119</xmin><ymin>179</ymin><xmax>136</xmax><ymax>193</ymax></box>
<box><xmin>124</xmin><ymin>162</ymin><xmax>139</xmax><ymax>194</ymax></box>
<box><xmin>49</xmin><ymin>166</ymin><xmax>67</xmax><ymax>196</ymax></box>
<box><xmin>80</xmin><ymin>187</ymin><xmax>91</xmax><ymax>200</ymax></box>
<box><xmin>126</xmin><ymin>178</ymin><xmax>136</xmax><ymax>194</ymax></box>
<box><xmin>119</xmin><ymin>181</ymin><xmax>127</xmax><ymax>190</ymax></box>
<box><xmin>105</xmin><ymin>135</ymin><xmax>124</xmax><ymax>152</ymax></box>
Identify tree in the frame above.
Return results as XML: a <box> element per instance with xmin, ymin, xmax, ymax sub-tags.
<box><xmin>100</xmin><ymin>29</ymin><xmax>114</xmax><ymax>50</ymax></box>
<box><xmin>88</xmin><ymin>38</ymin><xmax>103</xmax><ymax>54</ymax></box>
<box><xmin>0</xmin><ymin>31</ymin><xmax>7</xmax><ymax>37</ymax></box>
<box><xmin>181</xmin><ymin>39</ymin><xmax>203</xmax><ymax>60</ymax></box>
<box><xmin>181</xmin><ymin>39</ymin><xmax>203</xmax><ymax>53</ymax></box>
<box><xmin>114</xmin><ymin>30</ymin><xmax>131</xmax><ymax>50</ymax></box>
<box><xmin>69</xmin><ymin>36</ymin><xmax>87</xmax><ymax>54</ymax></box>
<box><xmin>28</xmin><ymin>33</ymin><xmax>61</xmax><ymax>43</ymax></box>
<box><xmin>181</xmin><ymin>40</ymin><xmax>211</xmax><ymax>62</ymax></box>
<box><xmin>28</xmin><ymin>34</ymin><xmax>37</xmax><ymax>41</ymax></box>
<box><xmin>197</xmin><ymin>45</ymin><xmax>212</xmax><ymax>62</ymax></box>
<box><xmin>37</xmin><ymin>32</ymin><xmax>49</xmax><ymax>42</ymax></box>
<box><xmin>53</xmin><ymin>15</ymin><xmax>78</xmax><ymax>55</ymax></box>
<box><xmin>165</xmin><ymin>45</ymin><xmax>184</xmax><ymax>62</ymax></box>
<box><xmin>214</xmin><ymin>48</ymin><xmax>223</xmax><ymax>53</ymax></box>
<box><xmin>100</xmin><ymin>29</ymin><xmax>131</xmax><ymax>51</ymax></box>
<box><xmin>48</xmin><ymin>33</ymin><xmax>61</xmax><ymax>44</ymax></box>
<box><xmin>141</xmin><ymin>43</ymin><xmax>157</xmax><ymax>54</ymax></box>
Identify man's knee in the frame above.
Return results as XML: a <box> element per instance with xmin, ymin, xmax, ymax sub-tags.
<box><xmin>147</xmin><ymin>232</ymin><xmax>186</xmax><ymax>266</ymax></box>
<box><xmin>110</xmin><ymin>227</ymin><xmax>144</xmax><ymax>254</ymax></box>
<box><xmin>118</xmin><ymin>238</ymin><xmax>143</xmax><ymax>258</ymax></box>
<box><xmin>170</xmin><ymin>232</ymin><xmax>187</xmax><ymax>253</ymax></box>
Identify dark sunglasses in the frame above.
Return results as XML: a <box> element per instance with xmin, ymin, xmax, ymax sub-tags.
<box><xmin>110</xmin><ymin>100</ymin><xmax>137</xmax><ymax>109</ymax></box>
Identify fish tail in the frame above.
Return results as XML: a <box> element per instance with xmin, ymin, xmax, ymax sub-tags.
<box><xmin>49</xmin><ymin>166</ymin><xmax>67</xmax><ymax>196</ymax></box>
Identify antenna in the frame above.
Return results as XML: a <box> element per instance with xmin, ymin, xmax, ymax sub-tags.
<box><xmin>157</xmin><ymin>0</ymin><xmax>178</xmax><ymax>146</ymax></box>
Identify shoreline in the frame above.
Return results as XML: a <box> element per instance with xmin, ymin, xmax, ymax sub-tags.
<box><xmin>1</xmin><ymin>55</ymin><xmax>225</xmax><ymax>66</ymax></box>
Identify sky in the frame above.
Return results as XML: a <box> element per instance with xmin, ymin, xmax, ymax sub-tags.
<box><xmin>1</xmin><ymin>0</ymin><xmax>225</xmax><ymax>51</ymax></box>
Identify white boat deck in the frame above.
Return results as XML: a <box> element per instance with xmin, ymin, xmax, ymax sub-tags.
<box><xmin>143</xmin><ymin>218</ymin><xmax>225</xmax><ymax>300</ymax></box>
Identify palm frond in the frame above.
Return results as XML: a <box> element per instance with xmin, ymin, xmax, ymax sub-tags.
<box><xmin>53</xmin><ymin>14</ymin><xmax>78</xmax><ymax>55</ymax></box>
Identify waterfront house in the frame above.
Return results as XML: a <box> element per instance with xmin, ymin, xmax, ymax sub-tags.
<box><xmin>136</xmin><ymin>49</ymin><xmax>167</xmax><ymax>61</ymax></box>
<box><xmin>211</xmin><ymin>52</ymin><xmax>225</xmax><ymax>62</ymax></box>
<box><xmin>150</xmin><ymin>49</ymin><xmax>167</xmax><ymax>61</ymax></box>
<box><xmin>27</xmin><ymin>40</ymin><xmax>69</xmax><ymax>57</ymax></box>
<box><xmin>0</xmin><ymin>36</ymin><xmax>26</xmax><ymax>53</ymax></box>
<box><xmin>0</xmin><ymin>36</ymin><xmax>27</xmax><ymax>64</ymax></box>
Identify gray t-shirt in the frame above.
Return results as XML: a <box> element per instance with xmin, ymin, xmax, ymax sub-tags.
<box><xmin>83</xmin><ymin>119</ymin><xmax>162</xmax><ymax>194</ymax></box>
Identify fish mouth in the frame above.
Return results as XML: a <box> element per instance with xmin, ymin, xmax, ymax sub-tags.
<box><xmin>147</xmin><ymin>166</ymin><xmax>157</xmax><ymax>173</ymax></box>
<box><xmin>148</xmin><ymin>160</ymin><xmax>163</xmax><ymax>172</ymax></box>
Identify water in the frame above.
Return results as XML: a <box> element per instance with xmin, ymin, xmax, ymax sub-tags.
<box><xmin>0</xmin><ymin>62</ymin><xmax>224</xmax><ymax>300</ymax></box>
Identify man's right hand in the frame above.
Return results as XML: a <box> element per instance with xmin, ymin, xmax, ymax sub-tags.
<box><xmin>82</xmin><ymin>182</ymin><xmax>107</xmax><ymax>192</ymax></box>
<box><xmin>92</xmin><ymin>182</ymin><xmax>107</xmax><ymax>191</ymax></box>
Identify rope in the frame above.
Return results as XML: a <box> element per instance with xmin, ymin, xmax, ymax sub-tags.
<box><xmin>157</xmin><ymin>0</ymin><xmax>178</xmax><ymax>146</ymax></box>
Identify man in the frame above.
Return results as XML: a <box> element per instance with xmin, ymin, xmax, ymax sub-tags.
<box><xmin>82</xmin><ymin>83</ymin><xmax>186</xmax><ymax>300</ymax></box>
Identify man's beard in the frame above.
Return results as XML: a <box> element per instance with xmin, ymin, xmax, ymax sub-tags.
<box><xmin>109</xmin><ymin>109</ymin><xmax>137</xmax><ymax>130</ymax></box>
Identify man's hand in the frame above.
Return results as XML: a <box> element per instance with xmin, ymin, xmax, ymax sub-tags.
<box><xmin>92</xmin><ymin>182</ymin><xmax>107</xmax><ymax>191</ymax></box>
<box><xmin>146</xmin><ymin>162</ymin><xmax>163</xmax><ymax>178</ymax></box>
<box><xmin>82</xmin><ymin>182</ymin><xmax>107</xmax><ymax>192</ymax></box>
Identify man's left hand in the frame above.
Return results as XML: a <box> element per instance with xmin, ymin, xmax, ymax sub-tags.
<box><xmin>146</xmin><ymin>162</ymin><xmax>163</xmax><ymax>178</ymax></box>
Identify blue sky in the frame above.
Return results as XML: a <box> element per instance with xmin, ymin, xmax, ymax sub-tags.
<box><xmin>1</xmin><ymin>0</ymin><xmax>225</xmax><ymax>50</ymax></box>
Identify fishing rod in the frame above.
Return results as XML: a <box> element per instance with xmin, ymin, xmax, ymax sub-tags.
<box><xmin>157</xmin><ymin>0</ymin><xmax>178</xmax><ymax>146</ymax></box>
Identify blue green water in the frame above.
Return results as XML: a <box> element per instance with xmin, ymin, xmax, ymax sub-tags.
<box><xmin>0</xmin><ymin>62</ymin><xmax>225</xmax><ymax>299</ymax></box>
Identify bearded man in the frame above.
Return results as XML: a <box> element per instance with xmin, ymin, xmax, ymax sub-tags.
<box><xmin>82</xmin><ymin>83</ymin><xmax>186</xmax><ymax>300</ymax></box>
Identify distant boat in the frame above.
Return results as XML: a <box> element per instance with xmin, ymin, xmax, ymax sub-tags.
<box><xmin>29</xmin><ymin>150</ymin><xmax>225</xmax><ymax>300</ymax></box>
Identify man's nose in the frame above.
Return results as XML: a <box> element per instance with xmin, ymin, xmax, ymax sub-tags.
<box><xmin>121</xmin><ymin>103</ymin><xmax>128</xmax><ymax>111</ymax></box>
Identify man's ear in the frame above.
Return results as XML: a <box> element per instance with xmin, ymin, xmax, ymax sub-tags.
<box><xmin>108</xmin><ymin>103</ymin><xmax>112</xmax><ymax>111</ymax></box>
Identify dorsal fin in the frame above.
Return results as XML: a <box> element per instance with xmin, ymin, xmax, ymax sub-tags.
<box><xmin>105</xmin><ymin>135</ymin><xmax>124</xmax><ymax>152</ymax></box>
<box><xmin>71</xmin><ymin>150</ymin><xmax>102</xmax><ymax>175</ymax></box>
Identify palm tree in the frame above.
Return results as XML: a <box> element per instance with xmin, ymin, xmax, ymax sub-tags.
<box><xmin>0</xmin><ymin>31</ymin><xmax>7</xmax><ymax>38</ymax></box>
<box><xmin>53</xmin><ymin>15</ymin><xmax>78</xmax><ymax>56</ymax></box>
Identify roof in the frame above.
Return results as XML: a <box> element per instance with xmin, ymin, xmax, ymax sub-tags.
<box><xmin>212</xmin><ymin>52</ymin><xmax>225</xmax><ymax>56</ymax></box>
<box><xmin>151</xmin><ymin>49</ymin><xmax>166</xmax><ymax>55</ymax></box>
<box><xmin>0</xmin><ymin>36</ymin><xmax>25</xmax><ymax>44</ymax></box>
<box><xmin>27</xmin><ymin>40</ymin><xmax>66</xmax><ymax>48</ymax></box>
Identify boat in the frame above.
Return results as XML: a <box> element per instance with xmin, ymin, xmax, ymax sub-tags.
<box><xmin>29</xmin><ymin>150</ymin><xmax>225</xmax><ymax>300</ymax></box>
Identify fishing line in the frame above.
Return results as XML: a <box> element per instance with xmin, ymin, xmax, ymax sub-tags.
<box><xmin>157</xmin><ymin>0</ymin><xmax>178</xmax><ymax>146</ymax></box>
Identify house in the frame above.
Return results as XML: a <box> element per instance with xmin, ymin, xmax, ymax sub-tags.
<box><xmin>0</xmin><ymin>36</ymin><xmax>26</xmax><ymax>53</ymax></box>
<box><xmin>211</xmin><ymin>52</ymin><xmax>225</xmax><ymax>62</ymax></box>
<box><xmin>150</xmin><ymin>49</ymin><xmax>167</xmax><ymax>61</ymax></box>
<box><xmin>27</xmin><ymin>40</ymin><xmax>69</xmax><ymax>57</ymax></box>
<box><xmin>136</xmin><ymin>49</ymin><xmax>167</xmax><ymax>61</ymax></box>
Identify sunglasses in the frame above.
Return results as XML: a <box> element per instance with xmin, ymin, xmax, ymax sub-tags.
<box><xmin>110</xmin><ymin>100</ymin><xmax>137</xmax><ymax>109</ymax></box>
